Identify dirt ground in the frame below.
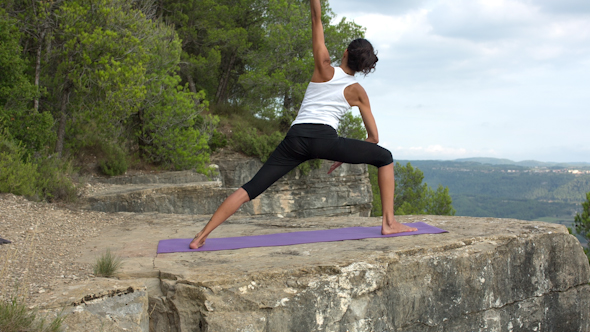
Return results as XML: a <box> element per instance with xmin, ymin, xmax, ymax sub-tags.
<box><xmin>0</xmin><ymin>193</ymin><xmax>130</xmax><ymax>305</ymax></box>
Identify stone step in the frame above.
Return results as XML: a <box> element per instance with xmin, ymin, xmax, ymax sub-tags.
<box><xmin>83</xmin><ymin>181</ymin><xmax>230</xmax><ymax>215</ymax></box>
<box><xmin>92</xmin><ymin>170</ymin><xmax>216</xmax><ymax>185</ymax></box>
<box><xmin>83</xmin><ymin>158</ymin><xmax>374</xmax><ymax>217</ymax></box>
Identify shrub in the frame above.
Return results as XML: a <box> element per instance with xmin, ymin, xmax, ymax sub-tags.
<box><xmin>99</xmin><ymin>144</ymin><xmax>128</xmax><ymax>176</ymax></box>
<box><xmin>0</xmin><ymin>296</ymin><xmax>63</xmax><ymax>332</ymax></box>
<box><xmin>93</xmin><ymin>249</ymin><xmax>123</xmax><ymax>277</ymax></box>
<box><xmin>0</xmin><ymin>129</ymin><xmax>39</xmax><ymax>197</ymax></box>
<box><xmin>208</xmin><ymin>130</ymin><xmax>227</xmax><ymax>152</ymax></box>
<box><xmin>0</xmin><ymin>127</ymin><xmax>77</xmax><ymax>201</ymax></box>
<box><xmin>36</xmin><ymin>156</ymin><xmax>78</xmax><ymax>201</ymax></box>
<box><xmin>0</xmin><ymin>109</ymin><xmax>55</xmax><ymax>156</ymax></box>
<box><xmin>231</xmin><ymin>127</ymin><xmax>284</xmax><ymax>162</ymax></box>
<box><xmin>231</xmin><ymin>127</ymin><xmax>322</xmax><ymax>175</ymax></box>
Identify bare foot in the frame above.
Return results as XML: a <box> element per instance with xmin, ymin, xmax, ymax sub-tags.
<box><xmin>382</xmin><ymin>217</ymin><xmax>418</xmax><ymax>235</ymax></box>
<box><xmin>189</xmin><ymin>231</ymin><xmax>206</xmax><ymax>249</ymax></box>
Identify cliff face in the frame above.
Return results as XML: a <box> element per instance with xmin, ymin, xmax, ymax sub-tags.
<box><xmin>146</xmin><ymin>216</ymin><xmax>590</xmax><ymax>332</ymax></box>
<box><xmin>39</xmin><ymin>213</ymin><xmax>590</xmax><ymax>332</ymax></box>
<box><xmin>85</xmin><ymin>156</ymin><xmax>372</xmax><ymax>218</ymax></box>
<box><xmin>213</xmin><ymin>155</ymin><xmax>372</xmax><ymax>217</ymax></box>
<box><xmin>61</xmin><ymin>166</ymin><xmax>590</xmax><ymax>331</ymax></box>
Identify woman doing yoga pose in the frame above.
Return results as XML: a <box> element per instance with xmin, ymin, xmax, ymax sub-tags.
<box><xmin>189</xmin><ymin>0</ymin><xmax>417</xmax><ymax>249</ymax></box>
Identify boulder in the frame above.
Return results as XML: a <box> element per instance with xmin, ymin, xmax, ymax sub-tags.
<box><xmin>72</xmin><ymin>213</ymin><xmax>590</xmax><ymax>331</ymax></box>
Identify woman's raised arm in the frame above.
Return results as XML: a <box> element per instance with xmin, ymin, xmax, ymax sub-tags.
<box><xmin>310</xmin><ymin>0</ymin><xmax>334</xmax><ymax>82</ymax></box>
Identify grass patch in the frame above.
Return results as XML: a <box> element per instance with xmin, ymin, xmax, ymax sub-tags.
<box><xmin>0</xmin><ymin>296</ymin><xmax>63</xmax><ymax>332</ymax></box>
<box><xmin>93</xmin><ymin>249</ymin><xmax>123</xmax><ymax>277</ymax></box>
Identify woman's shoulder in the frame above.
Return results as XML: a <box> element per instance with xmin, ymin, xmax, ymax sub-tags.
<box><xmin>311</xmin><ymin>65</ymin><xmax>335</xmax><ymax>83</ymax></box>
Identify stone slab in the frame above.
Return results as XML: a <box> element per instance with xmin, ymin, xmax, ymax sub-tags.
<box><xmin>83</xmin><ymin>160</ymin><xmax>372</xmax><ymax>218</ymax></box>
<box><xmin>35</xmin><ymin>279</ymin><xmax>149</xmax><ymax>332</ymax></box>
<box><xmin>93</xmin><ymin>170</ymin><xmax>215</xmax><ymax>185</ymax></box>
<box><xmin>72</xmin><ymin>212</ymin><xmax>590</xmax><ymax>331</ymax></box>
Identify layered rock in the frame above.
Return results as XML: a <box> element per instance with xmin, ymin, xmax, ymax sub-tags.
<box><xmin>45</xmin><ymin>213</ymin><xmax>590</xmax><ymax>332</ymax></box>
<box><xmin>84</xmin><ymin>157</ymin><xmax>372</xmax><ymax>218</ymax></box>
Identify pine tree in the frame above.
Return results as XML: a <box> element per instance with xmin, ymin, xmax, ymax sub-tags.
<box><xmin>574</xmin><ymin>192</ymin><xmax>590</xmax><ymax>262</ymax></box>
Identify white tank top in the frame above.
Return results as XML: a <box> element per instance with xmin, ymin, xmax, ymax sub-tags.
<box><xmin>291</xmin><ymin>67</ymin><xmax>357</xmax><ymax>130</ymax></box>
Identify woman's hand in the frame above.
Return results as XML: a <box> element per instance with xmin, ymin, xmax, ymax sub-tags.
<box><xmin>328</xmin><ymin>161</ymin><xmax>343</xmax><ymax>174</ymax></box>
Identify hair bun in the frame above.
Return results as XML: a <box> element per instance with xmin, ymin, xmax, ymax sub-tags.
<box><xmin>347</xmin><ymin>39</ymin><xmax>378</xmax><ymax>76</ymax></box>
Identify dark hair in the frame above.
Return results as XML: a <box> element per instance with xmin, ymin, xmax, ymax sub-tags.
<box><xmin>347</xmin><ymin>38</ymin><xmax>378</xmax><ymax>75</ymax></box>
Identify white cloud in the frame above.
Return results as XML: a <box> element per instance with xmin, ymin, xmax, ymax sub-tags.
<box><xmin>427</xmin><ymin>0</ymin><xmax>537</xmax><ymax>41</ymax></box>
<box><xmin>330</xmin><ymin>0</ymin><xmax>590</xmax><ymax>162</ymax></box>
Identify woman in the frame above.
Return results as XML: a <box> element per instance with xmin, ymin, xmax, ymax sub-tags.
<box><xmin>189</xmin><ymin>0</ymin><xmax>417</xmax><ymax>249</ymax></box>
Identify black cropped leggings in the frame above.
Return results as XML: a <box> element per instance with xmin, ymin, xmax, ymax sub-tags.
<box><xmin>241</xmin><ymin>124</ymin><xmax>393</xmax><ymax>200</ymax></box>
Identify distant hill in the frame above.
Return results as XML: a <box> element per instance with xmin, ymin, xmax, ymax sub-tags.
<box><xmin>454</xmin><ymin>157</ymin><xmax>590</xmax><ymax>168</ymax></box>
<box><xmin>395</xmin><ymin>159</ymin><xmax>590</xmax><ymax>223</ymax></box>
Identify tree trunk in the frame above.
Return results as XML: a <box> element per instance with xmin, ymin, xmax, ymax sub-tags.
<box><xmin>55</xmin><ymin>85</ymin><xmax>69</xmax><ymax>157</ymax></box>
<box><xmin>34</xmin><ymin>29</ymin><xmax>46</xmax><ymax>112</ymax></box>
<box><xmin>215</xmin><ymin>52</ymin><xmax>236</xmax><ymax>104</ymax></box>
<box><xmin>187</xmin><ymin>72</ymin><xmax>197</xmax><ymax>95</ymax></box>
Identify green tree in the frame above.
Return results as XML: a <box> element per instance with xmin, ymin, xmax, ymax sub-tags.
<box><xmin>574</xmin><ymin>192</ymin><xmax>590</xmax><ymax>261</ymax></box>
<box><xmin>0</xmin><ymin>9</ymin><xmax>53</xmax><ymax>155</ymax></box>
<box><xmin>46</xmin><ymin>0</ymin><xmax>150</xmax><ymax>155</ymax></box>
<box><xmin>335</xmin><ymin>112</ymin><xmax>455</xmax><ymax>217</ymax></box>
<box><xmin>132</xmin><ymin>15</ymin><xmax>215</xmax><ymax>171</ymax></box>
<box><xmin>0</xmin><ymin>9</ymin><xmax>36</xmax><ymax>105</ymax></box>
<box><xmin>394</xmin><ymin>162</ymin><xmax>456</xmax><ymax>216</ymax></box>
<box><xmin>338</xmin><ymin>110</ymin><xmax>366</xmax><ymax>140</ymax></box>
<box><xmin>160</xmin><ymin>0</ymin><xmax>263</xmax><ymax>103</ymax></box>
<box><xmin>240</xmin><ymin>0</ymin><xmax>364</xmax><ymax>128</ymax></box>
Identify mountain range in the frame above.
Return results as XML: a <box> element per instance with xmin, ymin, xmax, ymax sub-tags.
<box><xmin>454</xmin><ymin>157</ymin><xmax>590</xmax><ymax>168</ymax></box>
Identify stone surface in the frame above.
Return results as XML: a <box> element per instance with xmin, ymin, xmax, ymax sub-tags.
<box><xmin>37</xmin><ymin>279</ymin><xmax>149</xmax><ymax>332</ymax></box>
<box><xmin>70</xmin><ymin>213</ymin><xmax>590</xmax><ymax>331</ymax></box>
<box><xmin>83</xmin><ymin>158</ymin><xmax>372</xmax><ymax>218</ymax></box>
<box><xmin>93</xmin><ymin>170</ymin><xmax>215</xmax><ymax>185</ymax></box>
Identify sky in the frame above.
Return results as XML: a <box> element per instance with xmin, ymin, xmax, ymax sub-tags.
<box><xmin>329</xmin><ymin>0</ymin><xmax>590</xmax><ymax>163</ymax></box>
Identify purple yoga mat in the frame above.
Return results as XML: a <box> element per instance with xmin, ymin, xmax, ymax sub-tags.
<box><xmin>157</xmin><ymin>222</ymin><xmax>447</xmax><ymax>253</ymax></box>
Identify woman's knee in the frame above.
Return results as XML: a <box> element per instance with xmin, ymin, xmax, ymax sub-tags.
<box><xmin>374</xmin><ymin>147</ymin><xmax>393</xmax><ymax>168</ymax></box>
<box><xmin>234</xmin><ymin>187</ymin><xmax>252</xmax><ymax>203</ymax></box>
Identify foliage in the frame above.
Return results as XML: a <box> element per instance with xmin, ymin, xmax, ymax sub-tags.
<box><xmin>0</xmin><ymin>109</ymin><xmax>55</xmax><ymax>156</ymax></box>
<box><xmin>208</xmin><ymin>130</ymin><xmax>228</xmax><ymax>152</ymax></box>
<box><xmin>452</xmin><ymin>194</ymin><xmax>578</xmax><ymax>221</ymax></box>
<box><xmin>368</xmin><ymin>166</ymin><xmax>382</xmax><ymax>217</ymax></box>
<box><xmin>138</xmin><ymin>84</ymin><xmax>213</xmax><ymax>171</ymax></box>
<box><xmin>0</xmin><ymin>10</ymin><xmax>37</xmax><ymax>106</ymax></box>
<box><xmin>231</xmin><ymin>127</ymin><xmax>285</xmax><ymax>163</ymax></box>
<box><xmin>3</xmin><ymin>0</ymin><xmax>367</xmax><ymax>179</ymax></box>
<box><xmin>239</xmin><ymin>0</ymin><xmax>364</xmax><ymax>125</ymax></box>
<box><xmin>99</xmin><ymin>144</ymin><xmax>128</xmax><ymax>176</ymax></box>
<box><xmin>0</xmin><ymin>296</ymin><xmax>63</xmax><ymax>332</ymax></box>
<box><xmin>394</xmin><ymin>162</ymin><xmax>456</xmax><ymax>216</ymax></box>
<box><xmin>0</xmin><ymin>9</ymin><xmax>52</xmax><ymax>156</ymax></box>
<box><xmin>405</xmin><ymin>159</ymin><xmax>590</xmax><ymax>220</ymax></box>
<box><xmin>131</xmin><ymin>15</ymin><xmax>214</xmax><ymax>172</ymax></box>
<box><xmin>338</xmin><ymin>110</ymin><xmax>367</xmax><ymax>140</ymax></box>
<box><xmin>48</xmin><ymin>0</ymin><xmax>155</xmax><ymax>154</ymax></box>
<box><xmin>0</xmin><ymin>129</ymin><xmax>39</xmax><ymax>198</ymax></box>
<box><xmin>426</xmin><ymin>185</ymin><xmax>456</xmax><ymax>216</ymax></box>
<box><xmin>93</xmin><ymin>249</ymin><xmax>123</xmax><ymax>277</ymax></box>
<box><xmin>574</xmin><ymin>192</ymin><xmax>590</xmax><ymax>262</ymax></box>
<box><xmin>407</xmin><ymin>159</ymin><xmax>590</xmax><ymax>203</ymax></box>
<box><xmin>0</xmin><ymin>128</ymin><xmax>77</xmax><ymax>201</ymax></box>
<box><xmin>35</xmin><ymin>155</ymin><xmax>78</xmax><ymax>201</ymax></box>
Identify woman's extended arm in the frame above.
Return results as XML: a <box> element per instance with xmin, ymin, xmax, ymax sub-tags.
<box><xmin>310</xmin><ymin>0</ymin><xmax>334</xmax><ymax>82</ymax></box>
<box><xmin>347</xmin><ymin>83</ymin><xmax>379</xmax><ymax>144</ymax></box>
